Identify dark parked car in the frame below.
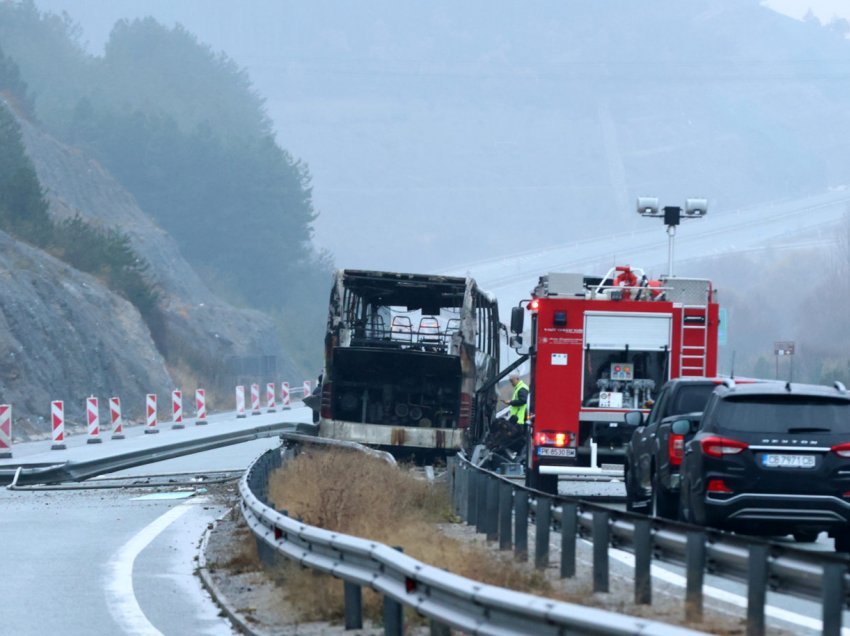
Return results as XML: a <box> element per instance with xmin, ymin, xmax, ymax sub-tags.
<box><xmin>624</xmin><ymin>377</ymin><xmax>726</xmax><ymax>517</ymax></box>
<box><xmin>678</xmin><ymin>380</ymin><xmax>850</xmax><ymax>551</ymax></box>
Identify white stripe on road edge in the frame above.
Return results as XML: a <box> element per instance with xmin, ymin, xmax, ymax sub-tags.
<box><xmin>105</xmin><ymin>503</ymin><xmax>193</xmax><ymax>635</ymax></box>
<box><xmin>599</xmin><ymin>542</ymin><xmax>850</xmax><ymax>635</ymax></box>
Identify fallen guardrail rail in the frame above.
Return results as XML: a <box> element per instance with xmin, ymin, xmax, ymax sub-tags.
<box><xmin>1</xmin><ymin>421</ymin><xmax>307</xmax><ymax>487</ymax></box>
<box><xmin>239</xmin><ymin>443</ymin><xmax>706</xmax><ymax>635</ymax></box>
<box><xmin>451</xmin><ymin>453</ymin><xmax>850</xmax><ymax>636</ymax></box>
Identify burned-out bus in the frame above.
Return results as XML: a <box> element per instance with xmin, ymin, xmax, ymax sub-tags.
<box><xmin>313</xmin><ymin>270</ymin><xmax>501</xmax><ymax>456</ymax></box>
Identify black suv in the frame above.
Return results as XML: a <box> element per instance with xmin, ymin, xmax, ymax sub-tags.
<box><xmin>678</xmin><ymin>380</ymin><xmax>850</xmax><ymax>550</ymax></box>
<box><xmin>624</xmin><ymin>378</ymin><xmax>726</xmax><ymax>517</ymax></box>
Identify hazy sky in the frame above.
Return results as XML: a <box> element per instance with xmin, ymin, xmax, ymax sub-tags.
<box><xmin>29</xmin><ymin>1</ymin><xmax>850</xmax><ymax>272</ymax></box>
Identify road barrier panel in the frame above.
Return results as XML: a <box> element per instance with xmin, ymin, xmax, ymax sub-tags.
<box><xmin>281</xmin><ymin>382</ymin><xmax>291</xmax><ymax>409</ymax></box>
<box><xmin>195</xmin><ymin>389</ymin><xmax>208</xmax><ymax>425</ymax></box>
<box><xmin>172</xmin><ymin>390</ymin><xmax>184</xmax><ymax>429</ymax></box>
<box><xmin>145</xmin><ymin>393</ymin><xmax>159</xmax><ymax>434</ymax></box>
<box><xmin>0</xmin><ymin>404</ymin><xmax>12</xmax><ymax>458</ymax></box>
<box><xmin>302</xmin><ymin>380</ymin><xmax>311</xmax><ymax>400</ymax></box>
<box><xmin>236</xmin><ymin>385</ymin><xmax>246</xmax><ymax>418</ymax></box>
<box><xmin>451</xmin><ymin>454</ymin><xmax>850</xmax><ymax>636</ymax></box>
<box><xmin>266</xmin><ymin>382</ymin><xmax>276</xmax><ymax>413</ymax></box>
<box><xmin>51</xmin><ymin>400</ymin><xmax>66</xmax><ymax>450</ymax></box>
<box><xmin>110</xmin><ymin>397</ymin><xmax>124</xmax><ymax>440</ymax></box>
<box><xmin>86</xmin><ymin>396</ymin><xmax>102</xmax><ymax>444</ymax></box>
<box><xmin>251</xmin><ymin>383</ymin><xmax>261</xmax><ymax>416</ymax></box>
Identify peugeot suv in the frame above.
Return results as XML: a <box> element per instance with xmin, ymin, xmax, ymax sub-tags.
<box><xmin>678</xmin><ymin>380</ymin><xmax>850</xmax><ymax>550</ymax></box>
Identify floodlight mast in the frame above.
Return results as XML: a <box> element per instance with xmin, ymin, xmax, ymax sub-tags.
<box><xmin>636</xmin><ymin>197</ymin><xmax>707</xmax><ymax>277</ymax></box>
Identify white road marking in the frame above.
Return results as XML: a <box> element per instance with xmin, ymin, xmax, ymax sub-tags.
<box><xmin>105</xmin><ymin>503</ymin><xmax>193</xmax><ymax>635</ymax></box>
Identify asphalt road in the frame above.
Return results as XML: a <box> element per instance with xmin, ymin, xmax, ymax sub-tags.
<box><xmin>0</xmin><ymin>405</ymin><xmax>312</xmax><ymax>636</ymax></box>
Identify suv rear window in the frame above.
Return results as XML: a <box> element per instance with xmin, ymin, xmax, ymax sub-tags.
<box><xmin>670</xmin><ymin>384</ymin><xmax>716</xmax><ymax>415</ymax></box>
<box><xmin>712</xmin><ymin>396</ymin><xmax>850</xmax><ymax>433</ymax></box>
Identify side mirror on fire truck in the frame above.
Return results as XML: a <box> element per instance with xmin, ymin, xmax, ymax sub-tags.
<box><xmin>510</xmin><ymin>306</ymin><xmax>525</xmax><ymax>334</ymax></box>
<box><xmin>624</xmin><ymin>411</ymin><xmax>643</xmax><ymax>427</ymax></box>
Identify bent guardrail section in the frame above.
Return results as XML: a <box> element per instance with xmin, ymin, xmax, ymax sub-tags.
<box><xmin>1</xmin><ymin>421</ymin><xmax>307</xmax><ymax>487</ymax></box>
<box><xmin>450</xmin><ymin>454</ymin><xmax>850</xmax><ymax>636</ymax></box>
<box><xmin>239</xmin><ymin>444</ymin><xmax>705</xmax><ymax>636</ymax></box>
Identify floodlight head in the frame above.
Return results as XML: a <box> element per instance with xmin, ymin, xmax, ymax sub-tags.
<box><xmin>684</xmin><ymin>198</ymin><xmax>708</xmax><ymax>217</ymax></box>
<box><xmin>637</xmin><ymin>196</ymin><xmax>660</xmax><ymax>217</ymax></box>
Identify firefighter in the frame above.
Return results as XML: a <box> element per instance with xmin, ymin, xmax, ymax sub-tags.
<box><xmin>503</xmin><ymin>372</ymin><xmax>529</xmax><ymax>426</ymax></box>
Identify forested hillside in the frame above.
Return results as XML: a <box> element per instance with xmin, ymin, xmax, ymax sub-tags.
<box><xmin>0</xmin><ymin>2</ymin><xmax>330</xmax><ymax>369</ymax></box>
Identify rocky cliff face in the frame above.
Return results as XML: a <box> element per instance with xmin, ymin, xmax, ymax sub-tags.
<box><xmin>0</xmin><ymin>230</ymin><xmax>173</xmax><ymax>435</ymax></box>
<box><xmin>0</xmin><ymin>113</ymin><xmax>299</xmax><ymax>436</ymax></box>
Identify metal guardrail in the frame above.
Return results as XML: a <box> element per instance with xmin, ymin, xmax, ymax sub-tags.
<box><xmin>451</xmin><ymin>454</ymin><xmax>850</xmax><ymax>636</ymax></box>
<box><xmin>0</xmin><ymin>421</ymin><xmax>308</xmax><ymax>487</ymax></box>
<box><xmin>239</xmin><ymin>442</ymin><xmax>705</xmax><ymax>635</ymax></box>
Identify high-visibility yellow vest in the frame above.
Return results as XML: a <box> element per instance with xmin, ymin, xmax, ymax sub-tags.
<box><xmin>509</xmin><ymin>380</ymin><xmax>529</xmax><ymax>425</ymax></box>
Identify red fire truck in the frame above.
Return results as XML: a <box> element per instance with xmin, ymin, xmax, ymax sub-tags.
<box><xmin>509</xmin><ymin>266</ymin><xmax>720</xmax><ymax>493</ymax></box>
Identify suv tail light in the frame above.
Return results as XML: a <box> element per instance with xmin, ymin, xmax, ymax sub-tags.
<box><xmin>701</xmin><ymin>436</ymin><xmax>748</xmax><ymax>458</ymax></box>
<box><xmin>668</xmin><ymin>434</ymin><xmax>684</xmax><ymax>466</ymax></box>
<box><xmin>832</xmin><ymin>442</ymin><xmax>850</xmax><ymax>458</ymax></box>
<box><xmin>707</xmin><ymin>479</ymin><xmax>733</xmax><ymax>493</ymax></box>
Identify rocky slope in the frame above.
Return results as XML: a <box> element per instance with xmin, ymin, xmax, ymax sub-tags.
<box><xmin>0</xmin><ymin>229</ymin><xmax>173</xmax><ymax>435</ymax></box>
<box><xmin>0</xmin><ymin>112</ymin><xmax>299</xmax><ymax>435</ymax></box>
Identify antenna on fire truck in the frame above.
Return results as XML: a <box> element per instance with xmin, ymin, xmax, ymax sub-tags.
<box><xmin>636</xmin><ymin>197</ymin><xmax>708</xmax><ymax>277</ymax></box>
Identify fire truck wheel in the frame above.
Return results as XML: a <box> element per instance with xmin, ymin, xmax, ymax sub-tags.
<box><xmin>527</xmin><ymin>468</ymin><xmax>558</xmax><ymax>495</ymax></box>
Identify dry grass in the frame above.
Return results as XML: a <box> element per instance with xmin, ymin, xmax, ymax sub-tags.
<box><xmin>267</xmin><ymin>448</ymin><xmax>555</xmax><ymax>622</ymax></box>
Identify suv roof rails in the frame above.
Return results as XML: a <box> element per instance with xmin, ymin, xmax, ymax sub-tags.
<box><xmin>722</xmin><ymin>378</ymin><xmax>736</xmax><ymax>389</ymax></box>
<box><xmin>836</xmin><ymin>381</ymin><xmax>847</xmax><ymax>393</ymax></box>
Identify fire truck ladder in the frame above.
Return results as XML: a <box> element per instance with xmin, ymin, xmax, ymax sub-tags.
<box><xmin>680</xmin><ymin>304</ymin><xmax>709</xmax><ymax>376</ymax></box>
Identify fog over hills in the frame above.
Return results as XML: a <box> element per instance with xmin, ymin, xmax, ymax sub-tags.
<box><xmin>30</xmin><ymin>0</ymin><xmax>850</xmax><ymax>274</ymax></box>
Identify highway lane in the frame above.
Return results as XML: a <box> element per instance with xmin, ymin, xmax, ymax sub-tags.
<box><xmin>554</xmin><ymin>475</ymin><xmax>850</xmax><ymax>634</ymax></box>
<box><xmin>0</xmin><ymin>407</ymin><xmax>311</xmax><ymax>635</ymax></box>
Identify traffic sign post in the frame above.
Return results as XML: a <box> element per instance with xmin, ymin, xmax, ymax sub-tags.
<box><xmin>774</xmin><ymin>341</ymin><xmax>795</xmax><ymax>381</ymax></box>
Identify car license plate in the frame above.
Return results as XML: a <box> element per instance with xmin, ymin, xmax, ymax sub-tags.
<box><xmin>761</xmin><ymin>454</ymin><xmax>816</xmax><ymax>469</ymax></box>
<box><xmin>538</xmin><ymin>447</ymin><xmax>576</xmax><ymax>457</ymax></box>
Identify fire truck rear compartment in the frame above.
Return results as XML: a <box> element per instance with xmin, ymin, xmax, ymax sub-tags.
<box><xmin>332</xmin><ymin>347</ymin><xmax>460</xmax><ymax>428</ymax></box>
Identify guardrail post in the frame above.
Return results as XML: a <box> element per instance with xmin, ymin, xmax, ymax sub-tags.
<box><xmin>384</xmin><ymin>547</ymin><xmax>404</xmax><ymax>636</ymax></box>
<box><xmin>685</xmin><ymin>531</ymin><xmax>706</xmax><ymax>623</ymax></box>
<box><xmin>746</xmin><ymin>543</ymin><xmax>768</xmax><ymax>636</ymax></box>
<box><xmin>467</xmin><ymin>468</ymin><xmax>479</xmax><ymax>526</ymax></box>
<box><xmin>344</xmin><ymin>581</ymin><xmax>362</xmax><ymax>630</ymax></box>
<box><xmin>515</xmin><ymin>490</ymin><xmax>529</xmax><ymax>562</ymax></box>
<box><xmin>560</xmin><ymin>502</ymin><xmax>577</xmax><ymax>578</ymax></box>
<box><xmin>592</xmin><ymin>510</ymin><xmax>610</xmax><ymax>593</ymax></box>
<box><xmin>633</xmin><ymin>518</ymin><xmax>652</xmax><ymax>604</ymax></box>
<box><xmin>822</xmin><ymin>562</ymin><xmax>845</xmax><ymax>636</ymax></box>
<box><xmin>486</xmin><ymin>476</ymin><xmax>499</xmax><ymax>541</ymax></box>
<box><xmin>476</xmin><ymin>472</ymin><xmax>487</xmax><ymax>534</ymax></box>
<box><xmin>535</xmin><ymin>496</ymin><xmax>551</xmax><ymax>570</ymax></box>
<box><xmin>498</xmin><ymin>482</ymin><xmax>513</xmax><ymax>550</ymax></box>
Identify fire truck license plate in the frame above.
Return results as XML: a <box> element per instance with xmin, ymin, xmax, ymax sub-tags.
<box><xmin>761</xmin><ymin>454</ymin><xmax>815</xmax><ymax>469</ymax></box>
<box><xmin>538</xmin><ymin>447</ymin><xmax>576</xmax><ymax>457</ymax></box>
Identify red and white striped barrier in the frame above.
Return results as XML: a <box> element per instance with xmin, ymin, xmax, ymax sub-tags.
<box><xmin>145</xmin><ymin>393</ymin><xmax>159</xmax><ymax>434</ymax></box>
<box><xmin>86</xmin><ymin>396</ymin><xmax>102</xmax><ymax>444</ymax></box>
<box><xmin>195</xmin><ymin>389</ymin><xmax>207</xmax><ymax>425</ymax></box>
<box><xmin>266</xmin><ymin>382</ymin><xmax>276</xmax><ymax>413</ymax></box>
<box><xmin>251</xmin><ymin>383</ymin><xmax>261</xmax><ymax>415</ymax></box>
<box><xmin>236</xmin><ymin>385</ymin><xmax>246</xmax><ymax>418</ymax></box>
<box><xmin>303</xmin><ymin>380</ymin><xmax>312</xmax><ymax>400</ymax></box>
<box><xmin>0</xmin><ymin>404</ymin><xmax>11</xmax><ymax>459</ymax></box>
<box><xmin>110</xmin><ymin>397</ymin><xmax>124</xmax><ymax>440</ymax></box>
<box><xmin>51</xmin><ymin>400</ymin><xmax>66</xmax><ymax>450</ymax></box>
<box><xmin>172</xmin><ymin>390</ymin><xmax>184</xmax><ymax>429</ymax></box>
<box><xmin>281</xmin><ymin>382</ymin><xmax>291</xmax><ymax>409</ymax></box>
